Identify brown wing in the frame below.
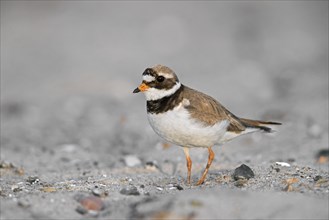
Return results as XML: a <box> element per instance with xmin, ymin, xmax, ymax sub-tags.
<box><xmin>182</xmin><ymin>85</ymin><xmax>246</xmax><ymax>132</ymax></box>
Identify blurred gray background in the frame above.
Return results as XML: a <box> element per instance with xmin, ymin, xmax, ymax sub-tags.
<box><xmin>1</xmin><ymin>1</ymin><xmax>328</xmax><ymax>109</ymax></box>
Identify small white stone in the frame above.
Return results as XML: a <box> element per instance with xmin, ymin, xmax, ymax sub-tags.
<box><xmin>275</xmin><ymin>162</ymin><xmax>291</xmax><ymax>167</ymax></box>
<box><xmin>11</xmin><ymin>185</ymin><xmax>19</xmax><ymax>191</ymax></box>
<box><xmin>123</xmin><ymin>155</ymin><xmax>142</xmax><ymax>167</ymax></box>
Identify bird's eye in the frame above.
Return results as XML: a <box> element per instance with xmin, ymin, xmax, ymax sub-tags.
<box><xmin>156</xmin><ymin>76</ymin><xmax>165</xmax><ymax>82</ymax></box>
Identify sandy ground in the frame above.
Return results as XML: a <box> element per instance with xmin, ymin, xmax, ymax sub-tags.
<box><xmin>1</xmin><ymin>2</ymin><xmax>328</xmax><ymax>219</ymax></box>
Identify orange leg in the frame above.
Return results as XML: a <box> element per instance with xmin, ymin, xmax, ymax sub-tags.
<box><xmin>183</xmin><ymin>147</ymin><xmax>192</xmax><ymax>185</ymax></box>
<box><xmin>196</xmin><ymin>147</ymin><xmax>215</xmax><ymax>185</ymax></box>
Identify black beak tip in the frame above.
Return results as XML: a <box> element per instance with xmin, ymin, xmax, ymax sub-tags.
<box><xmin>133</xmin><ymin>88</ymin><xmax>140</xmax><ymax>93</ymax></box>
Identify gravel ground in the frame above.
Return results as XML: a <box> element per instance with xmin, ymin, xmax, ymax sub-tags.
<box><xmin>1</xmin><ymin>2</ymin><xmax>328</xmax><ymax>219</ymax></box>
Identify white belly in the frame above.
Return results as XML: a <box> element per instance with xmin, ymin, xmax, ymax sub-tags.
<box><xmin>147</xmin><ymin>104</ymin><xmax>229</xmax><ymax>148</ymax></box>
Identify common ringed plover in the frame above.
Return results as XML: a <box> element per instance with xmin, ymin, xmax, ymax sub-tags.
<box><xmin>133</xmin><ymin>65</ymin><xmax>281</xmax><ymax>185</ymax></box>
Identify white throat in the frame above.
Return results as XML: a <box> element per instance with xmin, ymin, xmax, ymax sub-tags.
<box><xmin>144</xmin><ymin>82</ymin><xmax>181</xmax><ymax>101</ymax></box>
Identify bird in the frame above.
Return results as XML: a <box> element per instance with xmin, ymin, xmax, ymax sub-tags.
<box><xmin>133</xmin><ymin>64</ymin><xmax>281</xmax><ymax>185</ymax></box>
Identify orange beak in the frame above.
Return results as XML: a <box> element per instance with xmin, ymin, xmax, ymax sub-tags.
<box><xmin>133</xmin><ymin>83</ymin><xmax>149</xmax><ymax>93</ymax></box>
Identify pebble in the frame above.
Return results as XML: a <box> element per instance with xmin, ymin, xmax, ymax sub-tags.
<box><xmin>275</xmin><ymin>162</ymin><xmax>291</xmax><ymax>167</ymax></box>
<box><xmin>79</xmin><ymin>195</ymin><xmax>105</xmax><ymax>211</ymax></box>
<box><xmin>17</xmin><ymin>199</ymin><xmax>31</xmax><ymax>208</ymax></box>
<box><xmin>123</xmin><ymin>155</ymin><xmax>142</xmax><ymax>167</ymax></box>
<box><xmin>11</xmin><ymin>185</ymin><xmax>22</xmax><ymax>192</ymax></box>
<box><xmin>120</xmin><ymin>186</ymin><xmax>140</xmax><ymax>196</ymax></box>
<box><xmin>174</xmin><ymin>184</ymin><xmax>183</xmax><ymax>191</ymax></box>
<box><xmin>232</xmin><ymin>164</ymin><xmax>255</xmax><ymax>181</ymax></box>
<box><xmin>314</xmin><ymin>175</ymin><xmax>322</xmax><ymax>182</ymax></box>
<box><xmin>145</xmin><ymin>161</ymin><xmax>159</xmax><ymax>170</ymax></box>
<box><xmin>76</xmin><ymin>206</ymin><xmax>88</xmax><ymax>215</ymax></box>
<box><xmin>167</xmin><ymin>184</ymin><xmax>183</xmax><ymax>191</ymax></box>
<box><xmin>156</xmin><ymin>187</ymin><xmax>164</xmax><ymax>191</ymax></box>
<box><xmin>92</xmin><ymin>188</ymin><xmax>102</xmax><ymax>197</ymax></box>
<box><xmin>92</xmin><ymin>188</ymin><xmax>108</xmax><ymax>197</ymax></box>
<box><xmin>234</xmin><ymin>179</ymin><xmax>248</xmax><ymax>187</ymax></box>
<box><xmin>274</xmin><ymin>167</ymin><xmax>280</xmax><ymax>172</ymax></box>
<box><xmin>26</xmin><ymin>176</ymin><xmax>40</xmax><ymax>184</ymax></box>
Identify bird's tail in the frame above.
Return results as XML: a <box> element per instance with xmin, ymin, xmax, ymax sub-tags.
<box><xmin>240</xmin><ymin>118</ymin><xmax>282</xmax><ymax>133</ymax></box>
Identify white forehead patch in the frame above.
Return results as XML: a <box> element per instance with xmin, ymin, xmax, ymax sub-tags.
<box><xmin>143</xmin><ymin>75</ymin><xmax>156</xmax><ymax>82</ymax></box>
<box><xmin>158</xmin><ymin>72</ymin><xmax>174</xmax><ymax>79</ymax></box>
